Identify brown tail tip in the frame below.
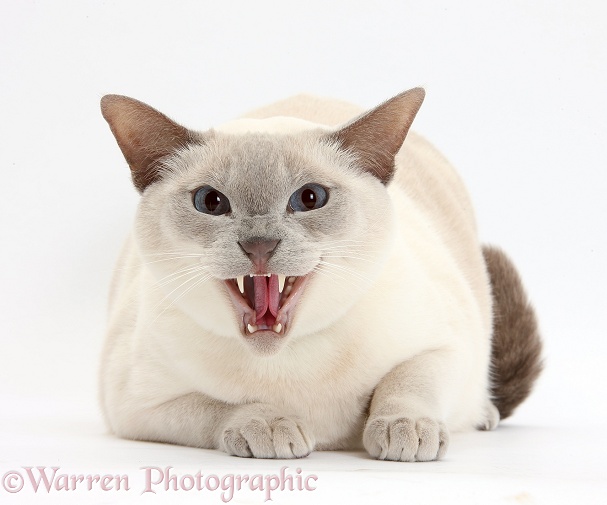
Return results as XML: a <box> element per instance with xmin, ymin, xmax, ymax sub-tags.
<box><xmin>483</xmin><ymin>245</ymin><xmax>544</xmax><ymax>420</ymax></box>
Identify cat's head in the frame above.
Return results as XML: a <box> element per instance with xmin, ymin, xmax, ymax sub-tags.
<box><xmin>101</xmin><ymin>88</ymin><xmax>424</xmax><ymax>355</ymax></box>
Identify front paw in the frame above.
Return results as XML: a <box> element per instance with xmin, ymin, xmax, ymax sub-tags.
<box><xmin>363</xmin><ymin>415</ymin><xmax>449</xmax><ymax>462</ymax></box>
<box><xmin>220</xmin><ymin>409</ymin><xmax>314</xmax><ymax>459</ymax></box>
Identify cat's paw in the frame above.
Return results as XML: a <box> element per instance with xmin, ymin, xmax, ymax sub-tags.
<box><xmin>219</xmin><ymin>410</ymin><xmax>314</xmax><ymax>459</ymax></box>
<box><xmin>363</xmin><ymin>415</ymin><xmax>449</xmax><ymax>462</ymax></box>
<box><xmin>477</xmin><ymin>401</ymin><xmax>500</xmax><ymax>431</ymax></box>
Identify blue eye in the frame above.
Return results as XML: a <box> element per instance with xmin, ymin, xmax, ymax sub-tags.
<box><xmin>193</xmin><ymin>186</ymin><xmax>231</xmax><ymax>215</ymax></box>
<box><xmin>288</xmin><ymin>183</ymin><xmax>328</xmax><ymax>212</ymax></box>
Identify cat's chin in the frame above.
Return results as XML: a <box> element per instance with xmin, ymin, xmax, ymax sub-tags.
<box><xmin>223</xmin><ymin>273</ymin><xmax>311</xmax><ymax>345</ymax></box>
<box><xmin>242</xmin><ymin>331</ymin><xmax>287</xmax><ymax>356</ymax></box>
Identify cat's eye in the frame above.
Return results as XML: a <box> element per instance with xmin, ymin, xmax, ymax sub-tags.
<box><xmin>193</xmin><ymin>186</ymin><xmax>231</xmax><ymax>215</ymax></box>
<box><xmin>288</xmin><ymin>183</ymin><xmax>328</xmax><ymax>212</ymax></box>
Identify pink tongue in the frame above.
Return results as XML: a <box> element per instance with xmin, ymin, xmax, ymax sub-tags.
<box><xmin>253</xmin><ymin>275</ymin><xmax>280</xmax><ymax>323</ymax></box>
<box><xmin>253</xmin><ymin>276</ymin><xmax>268</xmax><ymax>320</ymax></box>
<box><xmin>268</xmin><ymin>274</ymin><xmax>279</xmax><ymax>317</ymax></box>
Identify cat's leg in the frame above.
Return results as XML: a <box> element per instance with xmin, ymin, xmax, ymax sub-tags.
<box><xmin>111</xmin><ymin>392</ymin><xmax>314</xmax><ymax>459</ymax></box>
<box><xmin>363</xmin><ymin>350</ymin><xmax>454</xmax><ymax>462</ymax></box>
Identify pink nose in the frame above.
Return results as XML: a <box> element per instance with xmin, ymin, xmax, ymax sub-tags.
<box><xmin>238</xmin><ymin>239</ymin><xmax>280</xmax><ymax>271</ymax></box>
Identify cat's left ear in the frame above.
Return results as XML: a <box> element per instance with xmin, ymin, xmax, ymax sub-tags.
<box><xmin>328</xmin><ymin>87</ymin><xmax>425</xmax><ymax>184</ymax></box>
<box><xmin>101</xmin><ymin>95</ymin><xmax>198</xmax><ymax>193</ymax></box>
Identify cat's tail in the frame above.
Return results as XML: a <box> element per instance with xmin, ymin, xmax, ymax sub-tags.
<box><xmin>483</xmin><ymin>245</ymin><xmax>543</xmax><ymax>420</ymax></box>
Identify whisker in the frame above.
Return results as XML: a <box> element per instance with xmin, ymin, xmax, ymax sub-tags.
<box><xmin>151</xmin><ymin>272</ymin><xmax>213</xmax><ymax>324</ymax></box>
<box><xmin>155</xmin><ymin>265</ymin><xmax>210</xmax><ymax>288</ymax></box>
<box><xmin>319</xmin><ymin>246</ymin><xmax>381</xmax><ymax>256</ymax></box>
<box><xmin>140</xmin><ymin>256</ymin><xmax>207</xmax><ymax>267</ymax></box>
<box><xmin>317</xmin><ymin>260</ymin><xmax>375</xmax><ymax>285</ymax></box>
<box><xmin>143</xmin><ymin>251</ymin><xmax>205</xmax><ymax>257</ymax></box>
<box><xmin>312</xmin><ymin>265</ymin><xmax>352</xmax><ymax>286</ymax></box>
<box><xmin>319</xmin><ymin>249</ymin><xmax>378</xmax><ymax>254</ymax></box>
<box><xmin>151</xmin><ymin>271</ymin><xmax>212</xmax><ymax>314</ymax></box>
<box><xmin>116</xmin><ymin>255</ymin><xmax>207</xmax><ymax>272</ymax></box>
<box><xmin>320</xmin><ymin>254</ymin><xmax>378</xmax><ymax>264</ymax></box>
<box><xmin>312</xmin><ymin>265</ymin><xmax>366</xmax><ymax>293</ymax></box>
<box><xmin>319</xmin><ymin>244</ymin><xmax>377</xmax><ymax>249</ymax></box>
<box><xmin>319</xmin><ymin>239</ymin><xmax>370</xmax><ymax>245</ymax></box>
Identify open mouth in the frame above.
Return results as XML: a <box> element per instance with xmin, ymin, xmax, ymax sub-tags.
<box><xmin>224</xmin><ymin>274</ymin><xmax>310</xmax><ymax>337</ymax></box>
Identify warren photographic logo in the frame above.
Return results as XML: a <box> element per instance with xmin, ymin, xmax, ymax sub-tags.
<box><xmin>2</xmin><ymin>466</ymin><xmax>318</xmax><ymax>502</ymax></box>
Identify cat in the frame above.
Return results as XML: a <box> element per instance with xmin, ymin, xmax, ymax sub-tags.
<box><xmin>99</xmin><ymin>88</ymin><xmax>542</xmax><ymax>461</ymax></box>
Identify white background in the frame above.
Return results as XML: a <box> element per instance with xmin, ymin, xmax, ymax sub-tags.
<box><xmin>1</xmin><ymin>0</ymin><xmax>605</xmax><ymax>503</ymax></box>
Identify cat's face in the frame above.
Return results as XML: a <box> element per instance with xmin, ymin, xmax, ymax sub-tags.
<box><xmin>101</xmin><ymin>89</ymin><xmax>424</xmax><ymax>355</ymax></box>
<box><xmin>136</xmin><ymin>129</ymin><xmax>394</xmax><ymax>354</ymax></box>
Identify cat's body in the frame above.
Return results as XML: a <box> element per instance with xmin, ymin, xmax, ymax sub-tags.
<box><xmin>100</xmin><ymin>89</ymin><xmax>541</xmax><ymax>460</ymax></box>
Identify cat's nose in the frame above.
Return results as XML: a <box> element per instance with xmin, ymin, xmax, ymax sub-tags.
<box><xmin>238</xmin><ymin>238</ymin><xmax>280</xmax><ymax>272</ymax></box>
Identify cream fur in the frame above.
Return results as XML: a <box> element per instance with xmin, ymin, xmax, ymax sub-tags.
<box><xmin>100</xmin><ymin>92</ymin><xmax>496</xmax><ymax>461</ymax></box>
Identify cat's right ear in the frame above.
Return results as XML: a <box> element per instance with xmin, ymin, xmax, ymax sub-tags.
<box><xmin>100</xmin><ymin>95</ymin><xmax>199</xmax><ymax>192</ymax></box>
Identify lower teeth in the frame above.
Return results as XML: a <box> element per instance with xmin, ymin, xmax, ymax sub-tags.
<box><xmin>246</xmin><ymin>323</ymin><xmax>283</xmax><ymax>334</ymax></box>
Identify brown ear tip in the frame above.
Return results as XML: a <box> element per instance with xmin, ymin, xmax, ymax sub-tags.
<box><xmin>408</xmin><ymin>87</ymin><xmax>426</xmax><ymax>102</ymax></box>
<box><xmin>100</xmin><ymin>94</ymin><xmax>136</xmax><ymax>113</ymax></box>
<box><xmin>100</xmin><ymin>94</ymin><xmax>120</xmax><ymax>116</ymax></box>
<box><xmin>101</xmin><ymin>94</ymin><xmax>118</xmax><ymax>104</ymax></box>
